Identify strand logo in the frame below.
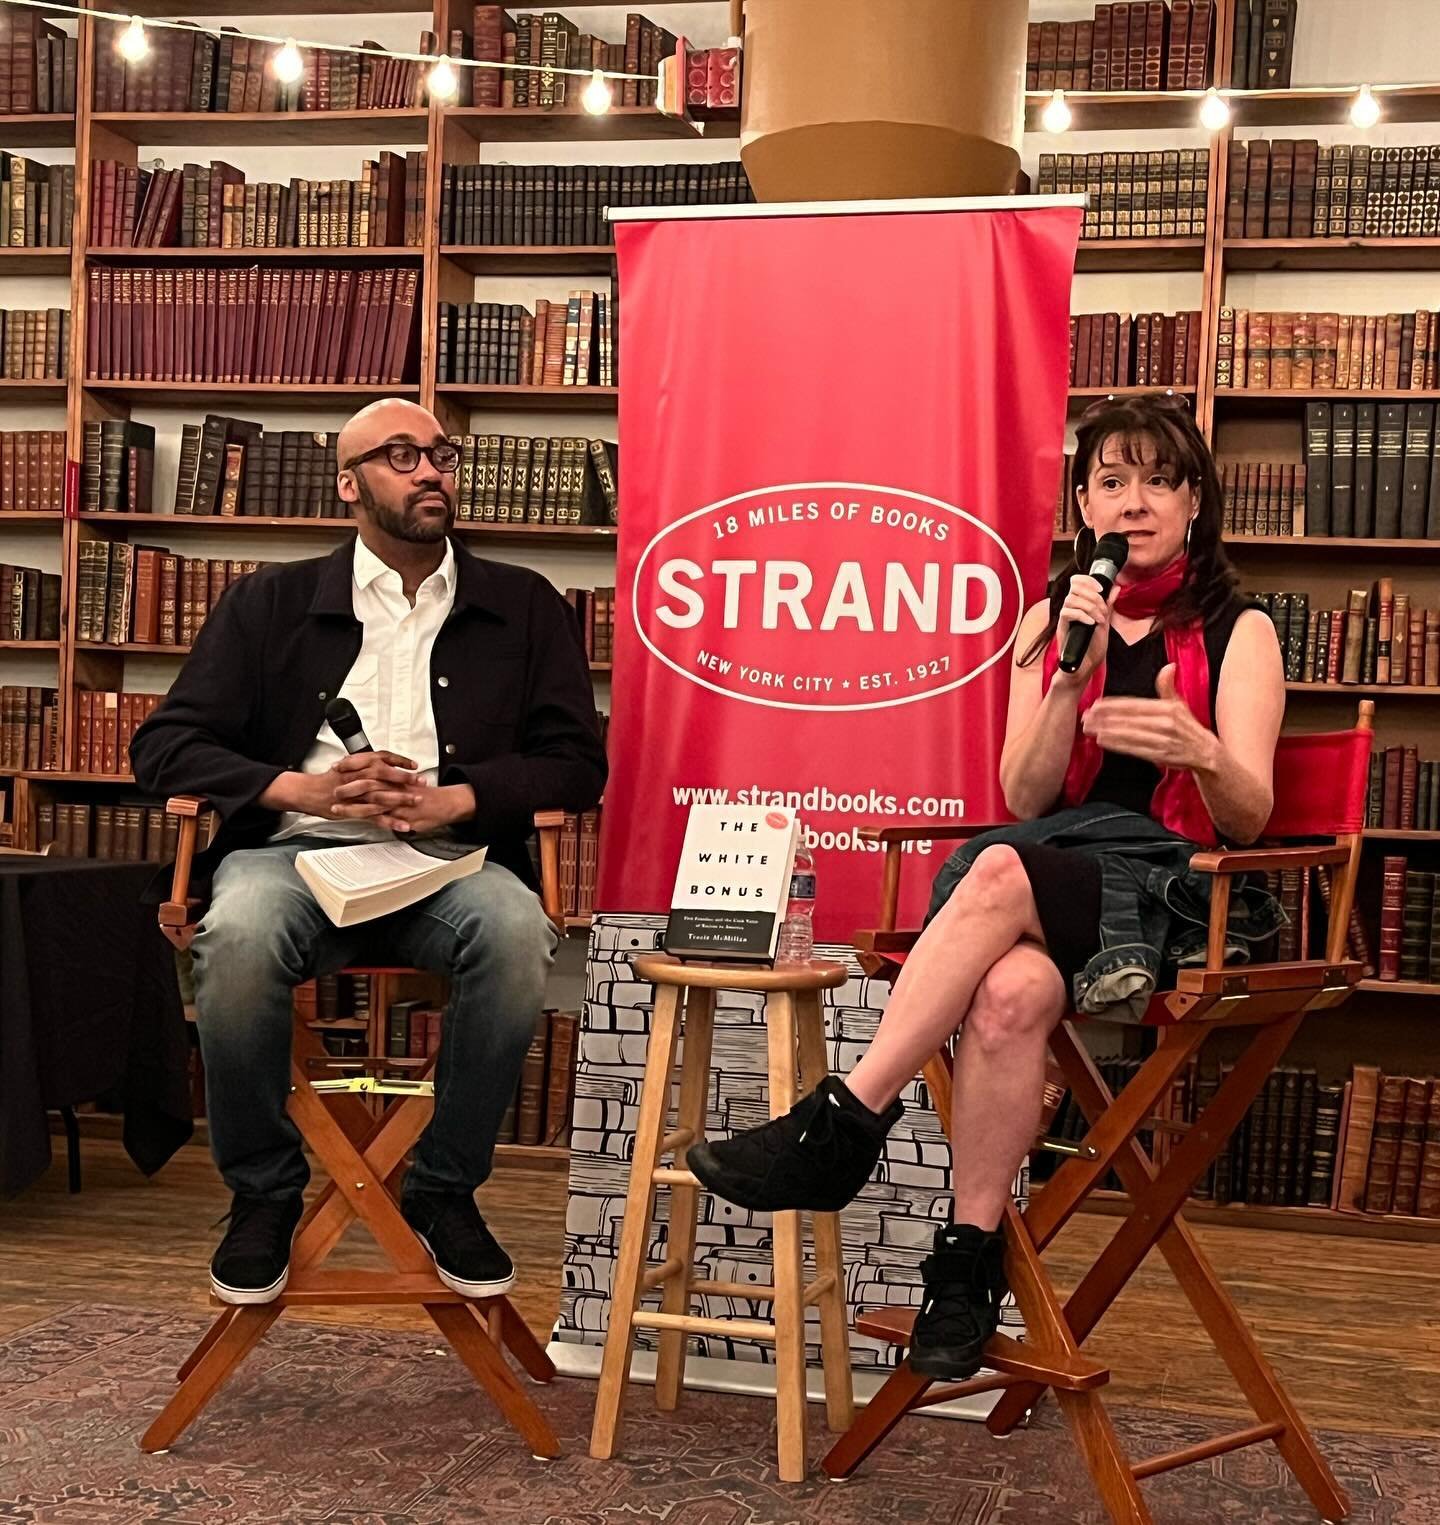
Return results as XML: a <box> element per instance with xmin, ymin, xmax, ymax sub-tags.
<box><xmin>631</xmin><ymin>481</ymin><xmax>1024</xmax><ymax>712</ymax></box>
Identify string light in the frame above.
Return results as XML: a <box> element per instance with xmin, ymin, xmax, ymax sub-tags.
<box><xmin>1198</xmin><ymin>86</ymin><xmax>1230</xmax><ymax>130</ymax></box>
<box><xmin>272</xmin><ymin>37</ymin><xmax>303</xmax><ymax>85</ymax></box>
<box><xmin>1350</xmin><ymin>83</ymin><xmax>1381</xmax><ymax>129</ymax></box>
<box><xmin>1041</xmin><ymin>88</ymin><xmax>1072</xmax><ymax>133</ymax></box>
<box><xmin>426</xmin><ymin>54</ymin><xmax>459</xmax><ymax>101</ymax></box>
<box><xmin>115</xmin><ymin>13</ymin><xmax>147</xmax><ymax>61</ymax></box>
<box><xmin>581</xmin><ymin>68</ymin><xmax>613</xmax><ymax>115</ymax></box>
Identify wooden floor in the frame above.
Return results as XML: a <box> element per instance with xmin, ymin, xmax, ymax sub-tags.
<box><xmin>3</xmin><ymin>1137</ymin><xmax>1438</xmax><ymax>1439</ymax></box>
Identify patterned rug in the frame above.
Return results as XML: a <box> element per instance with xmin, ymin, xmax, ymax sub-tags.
<box><xmin>1</xmin><ymin>1305</ymin><xmax>1435</xmax><ymax>1524</ymax></box>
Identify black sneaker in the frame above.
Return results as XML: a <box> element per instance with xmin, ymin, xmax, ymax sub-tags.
<box><xmin>402</xmin><ymin>1189</ymin><xmax>516</xmax><ymax>1298</ymax></box>
<box><xmin>909</xmin><ymin>1223</ymin><xmax>1008</xmax><ymax>1380</ymax></box>
<box><xmin>686</xmin><ymin>1076</ymin><xmax>902</xmax><ymax>1213</ymax></box>
<box><xmin>210</xmin><ymin>1192</ymin><xmax>304</xmax><ymax>1305</ymax></box>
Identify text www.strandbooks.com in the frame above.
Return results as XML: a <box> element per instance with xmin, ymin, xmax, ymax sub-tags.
<box><xmin>669</xmin><ymin>784</ymin><xmax>965</xmax><ymax>852</ymax></box>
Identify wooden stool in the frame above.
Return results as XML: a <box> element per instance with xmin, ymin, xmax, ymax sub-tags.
<box><xmin>589</xmin><ymin>953</ymin><xmax>855</xmax><ymax>1483</ymax></box>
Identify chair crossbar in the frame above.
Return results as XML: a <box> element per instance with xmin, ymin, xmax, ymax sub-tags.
<box><xmin>1130</xmin><ymin>1422</ymin><xmax>1286</xmax><ymax>1481</ymax></box>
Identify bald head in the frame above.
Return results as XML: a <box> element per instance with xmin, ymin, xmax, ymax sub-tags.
<box><xmin>337</xmin><ymin>397</ymin><xmax>446</xmax><ymax>470</ymax></box>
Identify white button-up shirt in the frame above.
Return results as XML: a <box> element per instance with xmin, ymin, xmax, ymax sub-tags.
<box><xmin>273</xmin><ymin>537</ymin><xmax>457</xmax><ymax>841</ymax></box>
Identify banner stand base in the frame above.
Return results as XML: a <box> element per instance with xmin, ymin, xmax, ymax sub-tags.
<box><xmin>544</xmin><ymin>1339</ymin><xmax>998</xmax><ymax>1423</ymax></box>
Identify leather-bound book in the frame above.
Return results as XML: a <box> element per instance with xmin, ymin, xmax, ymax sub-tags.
<box><xmin>1336</xmin><ymin>1065</ymin><xmax>1381</xmax><ymax>1212</ymax></box>
<box><xmin>1307</xmin><ymin>1082</ymin><xmax>1344</xmax><ymax>1207</ymax></box>
<box><xmin>1416</xmin><ymin>1085</ymin><xmax>1440</xmax><ymax>1218</ymax></box>
<box><xmin>1400</xmin><ymin>868</ymin><xmax>1432</xmax><ymax>982</ymax></box>
<box><xmin>1303</xmin><ymin>402</ymin><xmax>1332</xmax><ymax>535</ymax></box>
<box><xmin>541</xmin><ymin>1010</ymin><xmax>579</xmax><ymax>1146</ymax></box>
<box><xmin>515</xmin><ymin>1014</ymin><xmax>550</xmax><ymax>1147</ymax></box>
<box><xmin>1364</xmin><ymin>1073</ymin><xmax>1409</xmax><ymax>1214</ymax></box>
<box><xmin>1378</xmin><ymin>854</ymin><xmax>1407</xmax><ymax>981</ymax></box>
<box><xmin>1400</xmin><ymin>403</ymin><xmax>1434</xmax><ymax>539</ymax></box>
<box><xmin>1373</xmin><ymin>404</ymin><xmax>1406</xmax><ymax>537</ymax></box>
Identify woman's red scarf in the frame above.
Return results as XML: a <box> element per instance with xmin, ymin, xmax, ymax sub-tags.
<box><xmin>1042</xmin><ymin>554</ymin><xmax>1218</xmax><ymax>846</ymax></box>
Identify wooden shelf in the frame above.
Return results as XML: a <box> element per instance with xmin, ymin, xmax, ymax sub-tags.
<box><xmin>1071</xmin><ymin>1188</ymin><xmax>1440</xmax><ymax>1244</ymax></box>
<box><xmin>1075</xmin><ymin>237</ymin><xmax>1206</xmax><ymax>272</ymax></box>
<box><xmin>1222</xmin><ymin>535</ymin><xmax>1440</xmax><ymax>552</ymax></box>
<box><xmin>0</xmin><ymin>379</ymin><xmax>66</xmax><ymax>402</ymax></box>
<box><xmin>1222</xmin><ymin>84</ymin><xmax>1440</xmax><ymax>128</ymax></box>
<box><xmin>1068</xmin><ymin>386</ymin><xmax>1197</xmax><ymax>400</ymax></box>
<box><xmin>590</xmin><ymin>663</ymin><xmax>612</xmax><ymax>675</ymax></box>
<box><xmin>0</xmin><ymin>512</ymin><xmax>65</xmax><ymax>523</ymax></box>
<box><xmin>441</xmin><ymin>244</ymin><xmax>616</xmax><ymax>275</ymax></box>
<box><xmin>1286</xmin><ymin>682</ymin><xmax>1439</xmax><ymax>697</ymax></box>
<box><xmin>77</xmin><ymin>512</ymin><xmax>353</xmax><ymax>532</ymax></box>
<box><xmin>444</xmin><ymin>105</ymin><xmax>728</xmax><ymax>143</ymax></box>
<box><xmin>0</xmin><ymin>113</ymin><xmax>74</xmax><ymax>146</ymax></box>
<box><xmin>1024</xmin><ymin>84</ymin><xmax>1440</xmax><ymax>133</ymax></box>
<box><xmin>126</xmin><ymin>0</ymin><xmax>430</xmax><ymax>11</ymax></box>
<box><xmin>76</xmin><ymin>641</ymin><xmax>190</xmax><ymax>656</ymax></box>
<box><xmin>84</xmin><ymin>381</ymin><xmax>420</xmax><ymax>407</ymax></box>
<box><xmin>11</xmin><ymin>770</ymin><xmax>135</xmax><ymax>783</ymax></box>
<box><xmin>1223</xmin><ymin>237</ymin><xmax>1440</xmax><ymax>272</ymax></box>
<box><xmin>1215</xmin><ymin>388</ymin><xmax>1440</xmax><ymax>409</ymax></box>
<box><xmin>1357</xmin><ymin>978</ymin><xmax>1440</xmax><ymax>995</ymax></box>
<box><xmin>437</xmin><ymin>383</ymin><xmax>619</xmax><ymax>412</ymax></box>
<box><xmin>0</xmin><ymin>247</ymin><xmax>71</xmax><ymax>275</ymax></box>
<box><xmin>0</xmin><ymin>639</ymin><xmax>59</xmax><ymax>650</ymax></box>
<box><xmin>1363</xmin><ymin>827</ymin><xmax>1440</xmax><ymax>841</ymax></box>
<box><xmin>90</xmin><ymin>110</ymin><xmax>430</xmax><ymax>147</ymax></box>
<box><xmin>457</xmin><ymin>521</ymin><xmax>616</xmax><ymax>545</ymax></box>
<box><xmin>86</xmin><ymin>244</ymin><xmax>424</xmax><ymax>263</ymax></box>
<box><xmin>74</xmin><ymin>513</ymin><xmax>619</xmax><ymax>545</ymax></box>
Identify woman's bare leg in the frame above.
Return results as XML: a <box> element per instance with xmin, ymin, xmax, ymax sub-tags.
<box><xmin>845</xmin><ymin>845</ymin><xmax>1046</xmax><ymax>1113</ymax></box>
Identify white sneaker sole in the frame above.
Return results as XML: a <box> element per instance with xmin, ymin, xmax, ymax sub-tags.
<box><xmin>415</xmin><ymin>1232</ymin><xmax>516</xmax><ymax>1298</ymax></box>
<box><xmin>210</xmin><ymin>1265</ymin><xmax>289</xmax><ymax>1305</ymax></box>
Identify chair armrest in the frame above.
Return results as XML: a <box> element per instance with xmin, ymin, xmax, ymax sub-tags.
<box><xmin>859</xmin><ymin>821</ymin><xmax>998</xmax><ymax>847</ymax></box>
<box><xmin>158</xmin><ymin>796</ymin><xmax>214</xmax><ymax>945</ymax></box>
<box><xmin>532</xmin><ymin>809</ymin><xmax>568</xmax><ymax>931</ymax></box>
<box><xmin>1187</xmin><ymin>844</ymin><xmax>1351</xmax><ymax>875</ymax></box>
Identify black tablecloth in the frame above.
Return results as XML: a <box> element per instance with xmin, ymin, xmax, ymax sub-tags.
<box><xmin>0</xmin><ymin>858</ymin><xmax>192</xmax><ymax>1196</ymax></box>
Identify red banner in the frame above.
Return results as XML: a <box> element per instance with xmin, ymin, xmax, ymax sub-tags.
<box><xmin>597</xmin><ymin>204</ymin><xmax>1081</xmax><ymax>939</ymax></box>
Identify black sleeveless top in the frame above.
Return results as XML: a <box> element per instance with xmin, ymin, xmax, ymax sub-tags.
<box><xmin>1087</xmin><ymin>596</ymin><xmax>1254</xmax><ymax>817</ymax></box>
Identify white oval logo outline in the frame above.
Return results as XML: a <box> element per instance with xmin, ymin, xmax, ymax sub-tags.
<box><xmin>629</xmin><ymin>480</ymin><xmax>1027</xmax><ymax>713</ymax></box>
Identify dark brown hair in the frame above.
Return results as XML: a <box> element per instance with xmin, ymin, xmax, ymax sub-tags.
<box><xmin>1020</xmin><ymin>392</ymin><xmax>1238</xmax><ymax>666</ymax></box>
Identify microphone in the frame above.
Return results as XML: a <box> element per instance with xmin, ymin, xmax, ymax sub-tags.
<box><xmin>324</xmin><ymin>696</ymin><xmax>374</xmax><ymax>755</ymax></box>
<box><xmin>1058</xmin><ymin>531</ymin><xmax>1130</xmax><ymax>674</ymax></box>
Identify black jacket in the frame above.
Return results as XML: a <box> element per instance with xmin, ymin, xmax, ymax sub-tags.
<box><xmin>129</xmin><ymin>535</ymin><xmax>607</xmax><ymax>895</ymax></box>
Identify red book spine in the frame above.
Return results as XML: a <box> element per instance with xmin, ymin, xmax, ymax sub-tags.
<box><xmin>1378</xmin><ymin>854</ymin><xmax>1406</xmax><ymax>981</ymax></box>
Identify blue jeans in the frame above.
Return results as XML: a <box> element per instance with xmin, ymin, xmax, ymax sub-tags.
<box><xmin>191</xmin><ymin>837</ymin><xmax>558</xmax><ymax>1199</ymax></box>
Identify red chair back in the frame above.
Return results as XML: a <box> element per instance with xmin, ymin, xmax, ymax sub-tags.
<box><xmin>1262</xmin><ymin>721</ymin><xmax>1374</xmax><ymax>840</ymax></box>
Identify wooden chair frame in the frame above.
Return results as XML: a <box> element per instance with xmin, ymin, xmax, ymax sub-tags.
<box><xmin>142</xmin><ymin>796</ymin><xmax>569</xmax><ymax>1458</ymax></box>
<box><xmin>822</xmin><ymin>705</ymin><xmax>1374</xmax><ymax>1525</ymax></box>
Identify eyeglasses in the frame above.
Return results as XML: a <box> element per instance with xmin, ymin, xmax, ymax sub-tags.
<box><xmin>1078</xmin><ymin>388</ymin><xmax>1192</xmax><ymax>423</ymax></box>
<box><xmin>343</xmin><ymin>439</ymin><xmax>461</xmax><ymax>475</ymax></box>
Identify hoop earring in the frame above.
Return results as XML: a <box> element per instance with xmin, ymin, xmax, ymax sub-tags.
<box><xmin>1074</xmin><ymin>524</ymin><xmax>1091</xmax><ymax>561</ymax></box>
<box><xmin>1185</xmin><ymin>517</ymin><xmax>1194</xmax><ymax>552</ymax></box>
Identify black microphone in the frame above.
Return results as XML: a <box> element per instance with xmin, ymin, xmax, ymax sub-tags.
<box><xmin>324</xmin><ymin>696</ymin><xmax>374</xmax><ymax>755</ymax></box>
<box><xmin>1058</xmin><ymin>531</ymin><xmax>1130</xmax><ymax>674</ymax></box>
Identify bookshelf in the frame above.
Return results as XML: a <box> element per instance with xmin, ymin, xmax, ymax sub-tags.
<box><xmin>2</xmin><ymin>0</ymin><xmax>1436</xmax><ymax>1224</ymax></box>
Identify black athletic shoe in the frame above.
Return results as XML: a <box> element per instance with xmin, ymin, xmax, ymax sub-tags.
<box><xmin>402</xmin><ymin>1189</ymin><xmax>516</xmax><ymax>1298</ymax></box>
<box><xmin>686</xmin><ymin>1075</ymin><xmax>902</xmax><ymax>1213</ymax></box>
<box><xmin>909</xmin><ymin>1223</ymin><xmax>1008</xmax><ymax>1380</ymax></box>
<box><xmin>210</xmin><ymin>1192</ymin><xmax>304</xmax><ymax>1305</ymax></box>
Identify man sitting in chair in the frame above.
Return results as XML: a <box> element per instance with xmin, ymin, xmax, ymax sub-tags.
<box><xmin>130</xmin><ymin>398</ymin><xmax>606</xmax><ymax>1307</ymax></box>
<box><xmin>688</xmin><ymin>393</ymin><xmax>1286</xmax><ymax>1382</ymax></box>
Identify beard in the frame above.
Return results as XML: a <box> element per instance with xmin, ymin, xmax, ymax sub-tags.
<box><xmin>355</xmin><ymin>473</ymin><xmax>455</xmax><ymax>542</ymax></box>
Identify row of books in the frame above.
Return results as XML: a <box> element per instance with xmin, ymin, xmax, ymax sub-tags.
<box><xmin>1215</xmin><ymin>308</ymin><xmax>1440</xmax><ymax>392</ymax></box>
<box><xmin>566</xmin><ymin>587</ymin><xmax>614</xmax><ymax>665</ymax></box>
<box><xmin>1</xmin><ymin>309</ymin><xmax>67</xmax><ymax>381</ymax></box>
<box><xmin>2</xmin><ymin>157</ymin><xmax>73</xmax><ymax>249</ymax></box>
<box><xmin>0</xmin><ymin>9</ymin><xmax>76</xmax><ymax>115</ymax></box>
<box><xmin>451</xmin><ymin>434</ymin><xmax>617</xmax><ymax>526</ymax></box>
<box><xmin>178</xmin><ymin>419</ymin><xmax>345</xmax><ymax>520</ymax></box>
<box><xmin>509</xmin><ymin>1009</ymin><xmax>580</xmax><ymax>1146</ymax></box>
<box><xmin>0</xmin><ymin>686</ymin><xmax>59</xmax><ymax>773</ymax></box>
<box><xmin>1339</xmin><ymin>1068</ymin><xmax>1440</xmax><ymax>1218</ymax></box>
<box><xmin>0</xmin><ymin>431</ymin><xmax>65</xmax><ymax>513</ymax></box>
<box><xmin>83</xmin><ymin>265</ymin><xmax>419</xmax><ymax>385</ymax></box>
<box><xmin>1038</xmin><ymin>150</ymin><xmax>1209</xmax><ymax>240</ymax></box>
<box><xmin>1229</xmin><ymin>0</ymin><xmax>1298</xmax><ymax>89</ymax></box>
<box><xmin>35</xmin><ymin>799</ymin><xmax>176</xmax><ymax>862</ymax></box>
<box><xmin>1025</xmin><ymin>3</ymin><xmax>1216</xmax><ymax>92</ymax></box>
<box><xmin>89</xmin><ymin>154</ymin><xmax>427</xmax><ymax>251</ymax></box>
<box><xmin>93</xmin><ymin>18</ymin><xmax>442</xmax><ymax>114</ymax></box>
<box><xmin>1220</xmin><ymin>460</ymin><xmax>1305</xmax><ymax>536</ymax></box>
<box><xmin>1304</xmin><ymin>401</ymin><xmax>1440</xmax><ymax>540</ymax></box>
<box><xmin>552</xmin><ymin>809</ymin><xmax>601</xmax><ymax>920</ymax></box>
<box><xmin>75</xmin><ymin>543</ymin><xmax>263</xmax><ymax>648</ymax></box>
<box><xmin>1250</xmin><ymin>583</ymin><xmax>1440</xmax><ymax>688</ymax></box>
<box><xmin>75</xmin><ymin>690</ymin><xmax>162</xmax><ymax>776</ymax></box>
<box><xmin>0</xmin><ymin>563</ymin><xmax>61</xmax><ymax>642</ymax></box>
<box><xmin>437</xmin><ymin>291</ymin><xmax>614</xmax><ymax>388</ymax></box>
<box><xmin>1226</xmin><ymin>140</ymin><xmax>1440</xmax><ymax>242</ymax></box>
<box><xmin>1368</xmin><ymin>747</ymin><xmax>1440</xmax><ymax>833</ymax></box>
<box><xmin>1068</xmin><ymin>311</ymin><xmax>1202</xmax><ymax>389</ymax></box>
<box><xmin>472</xmin><ymin>8</ymin><xmax>673</xmax><ymax>111</ymax></box>
<box><xmin>81</xmin><ymin>419</ymin><xmax>154</xmax><ymax>515</ymax></box>
<box><xmin>1380</xmin><ymin>857</ymin><xmax>1440</xmax><ymax>986</ymax></box>
<box><xmin>438</xmin><ymin>161</ymin><xmax>753</xmax><ymax>248</ymax></box>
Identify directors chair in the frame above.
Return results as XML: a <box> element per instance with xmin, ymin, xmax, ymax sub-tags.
<box><xmin>140</xmin><ymin>795</ymin><xmax>571</xmax><ymax>1459</ymax></box>
<box><xmin>822</xmin><ymin>703</ymin><xmax>1374</xmax><ymax>1525</ymax></box>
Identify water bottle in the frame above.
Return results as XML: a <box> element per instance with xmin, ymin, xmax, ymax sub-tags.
<box><xmin>776</xmin><ymin>836</ymin><xmax>817</xmax><ymax>964</ymax></box>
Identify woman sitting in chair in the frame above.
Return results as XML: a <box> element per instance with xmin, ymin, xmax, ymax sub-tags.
<box><xmin>688</xmin><ymin>391</ymin><xmax>1287</xmax><ymax>1381</ymax></box>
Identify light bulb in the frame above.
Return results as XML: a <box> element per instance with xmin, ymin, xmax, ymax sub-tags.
<box><xmin>581</xmin><ymin>67</ymin><xmax>613</xmax><ymax>115</ymax></box>
<box><xmin>427</xmin><ymin>54</ymin><xmax>459</xmax><ymax>101</ymax></box>
<box><xmin>1199</xmin><ymin>86</ymin><xmax>1231</xmax><ymax>130</ymax></box>
<box><xmin>1350</xmin><ymin>83</ymin><xmax>1381</xmax><ymax>129</ymax></box>
<box><xmin>117</xmin><ymin>15</ymin><xmax>149</xmax><ymax>63</ymax></box>
<box><xmin>273</xmin><ymin>38</ymin><xmax>303</xmax><ymax>84</ymax></box>
<box><xmin>1041</xmin><ymin>88</ymin><xmax>1072</xmax><ymax>134</ymax></box>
